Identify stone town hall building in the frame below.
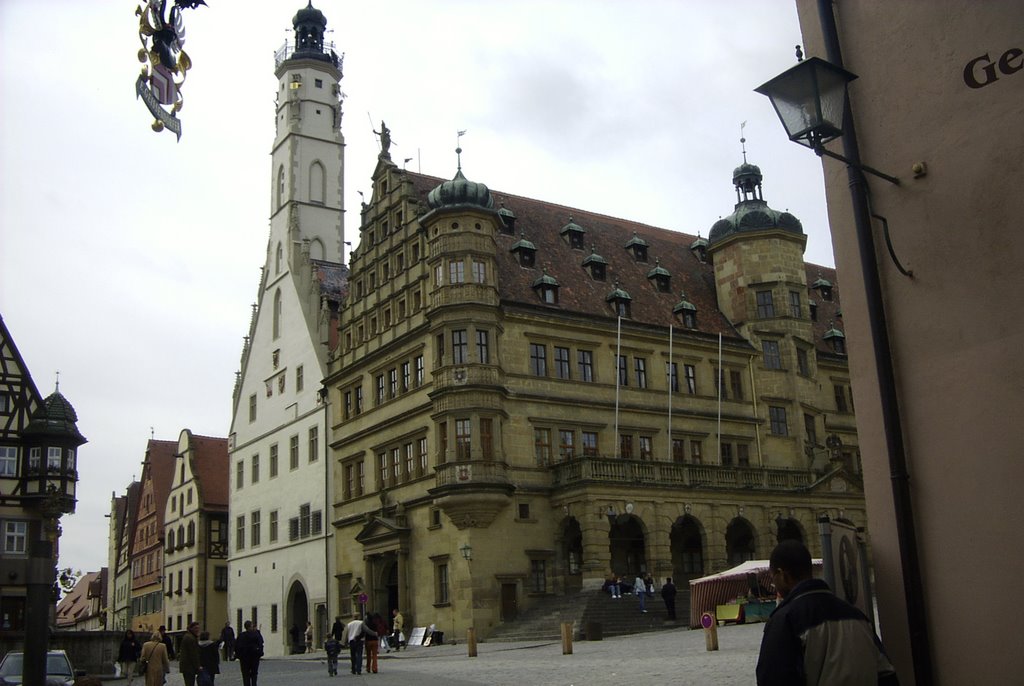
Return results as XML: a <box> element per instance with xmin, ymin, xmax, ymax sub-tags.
<box><xmin>233</xmin><ymin>3</ymin><xmax>868</xmax><ymax>643</ymax></box>
<box><xmin>325</xmin><ymin>148</ymin><xmax>866</xmax><ymax>635</ymax></box>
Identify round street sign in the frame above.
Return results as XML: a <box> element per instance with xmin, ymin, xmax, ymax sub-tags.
<box><xmin>701</xmin><ymin>612</ymin><xmax>715</xmax><ymax>629</ymax></box>
<box><xmin>359</xmin><ymin>593</ymin><xmax>368</xmax><ymax>604</ymax></box>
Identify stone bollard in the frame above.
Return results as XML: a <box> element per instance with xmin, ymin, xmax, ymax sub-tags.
<box><xmin>467</xmin><ymin>627</ymin><xmax>478</xmax><ymax>658</ymax></box>
<box><xmin>561</xmin><ymin>622</ymin><xmax>573</xmax><ymax>655</ymax></box>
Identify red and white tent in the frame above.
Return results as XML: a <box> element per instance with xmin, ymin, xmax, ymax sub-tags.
<box><xmin>688</xmin><ymin>559</ymin><xmax>823</xmax><ymax>627</ymax></box>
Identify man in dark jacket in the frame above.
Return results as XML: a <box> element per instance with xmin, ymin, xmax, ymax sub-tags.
<box><xmin>660</xmin><ymin>577</ymin><xmax>678</xmax><ymax>620</ymax></box>
<box><xmin>219</xmin><ymin>621</ymin><xmax>236</xmax><ymax>661</ymax></box>
<box><xmin>756</xmin><ymin>540</ymin><xmax>899</xmax><ymax>685</ymax></box>
<box><xmin>234</xmin><ymin>620</ymin><xmax>264</xmax><ymax>686</ymax></box>
<box><xmin>178</xmin><ymin>621</ymin><xmax>201</xmax><ymax>686</ymax></box>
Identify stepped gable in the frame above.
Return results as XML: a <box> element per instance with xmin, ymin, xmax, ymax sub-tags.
<box><xmin>405</xmin><ymin>171</ymin><xmax>842</xmax><ymax>349</ymax></box>
<box><xmin>189</xmin><ymin>434</ymin><xmax>229</xmax><ymax>509</ymax></box>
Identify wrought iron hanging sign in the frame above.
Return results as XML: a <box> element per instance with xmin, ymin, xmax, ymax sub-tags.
<box><xmin>135</xmin><ymin>0</ymin><xmax>207</xmax><ymax>140</ymax></box>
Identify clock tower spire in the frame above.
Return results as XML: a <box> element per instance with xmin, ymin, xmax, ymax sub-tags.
<box><xmin>270</xmin><ymin>2</ymin><xmax>345</xmax><ymax>267</ymax></box>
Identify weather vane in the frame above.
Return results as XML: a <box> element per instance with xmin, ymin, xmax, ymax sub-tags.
<box><xmin>135</xmin><ymin>0</ymin><xmax>208</xmax><ymax>140</ymax></box>
<box><xmin>740</xmin><ymin>121</ymin><xmax>748</xmax><ymax>163</ymax></box>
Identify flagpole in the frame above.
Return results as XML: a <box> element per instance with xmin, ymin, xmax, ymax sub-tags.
<box><xmin>667</xmin><ymin>325</ymin><xmax>673</xmax><ymax>461</ymax></box>
<box><xmin>717</xmin><ymin>332</ymin><xmax>723</xmax><ymax>464</ymax></box>
<box><xmin>614</xmin><ymin>316</ymin><xmax>622</xmax><ymax>460</ymax></box>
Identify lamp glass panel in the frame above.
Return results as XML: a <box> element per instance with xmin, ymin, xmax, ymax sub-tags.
<box><xmin>757</xmin><ymin>57</ymin><xmax>854</xmax><ymax>147</ymax></box>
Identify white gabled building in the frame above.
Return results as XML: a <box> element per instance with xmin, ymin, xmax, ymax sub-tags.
<box><xmin>227</xmin><ymin>2</ymin><xmax>347</xmax><ymax>657</ymax></box>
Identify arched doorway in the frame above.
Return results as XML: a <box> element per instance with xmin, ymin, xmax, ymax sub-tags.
<box><xmin>561</xmin><ymin>517</ymin><xmax>583</xmax><ymax>594</ymax></box>
<box><xmin>286</xmin><ymin>581</ymin><xmax>309</xmax><ymax>655</ymax></box>
<box><xmin>775</xmin><ymin>516</ymin><xmax>804</xmax><ymax>543</ymax></box>
<box><xmin>670</xmin><ymin>515</ymin><xmax>704</xmax><ymax>584</ymax></box>
<box><xmin>725</xmin><ymin>517</ymin><xmax>757</xmax><ymax>567</ymax></box>
<box><xmin>608</xmin><ymin>515</ymin><xmax>646</xmax><ymax>578</ymax></box>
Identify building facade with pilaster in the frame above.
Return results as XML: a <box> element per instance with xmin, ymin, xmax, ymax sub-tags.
<box><xmin>324</xmin><ymin>148</ymin><xmax>867</xmax><ymax>637</ymax></box>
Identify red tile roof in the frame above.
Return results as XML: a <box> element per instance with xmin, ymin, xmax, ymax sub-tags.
<box><xmin>189</xmin><ymin>434</ymin><xmax>229</xmax><ymax>509</ymax></box>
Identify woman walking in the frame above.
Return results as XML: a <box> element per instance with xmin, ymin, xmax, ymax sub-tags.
<box><xmin>364</xmin><ymin>613</ymin><xmax>389</xmax><ymax>674</ymax></box>
<box><xmin>117</xmin><ymin>629</ymin><xmax>142</xmax><ymax>685</ymax></box>
<box><xmin>140</xmin><ymin>630</ymin><xmax>171</xmax><ymax>686</ymax></box>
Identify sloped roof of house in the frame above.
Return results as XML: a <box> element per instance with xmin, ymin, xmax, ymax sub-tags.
<box><xmin>402</xmin><ymin>171</ymin><xmax>844</xmax><ymax>354</ymax></box>
<box><xmin>189</xmin><ymin>434</ymin><xmax>229</xmax><ymax>509</ymax></box>
<box><xmin>55</xmin><ymin>568</ymin><xmax>106</xmax><ymax>628</ymax></box>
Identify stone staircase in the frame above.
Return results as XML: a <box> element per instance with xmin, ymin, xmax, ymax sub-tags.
<box><xmin>486</xmin><ymin>588</ymin><xmax>690</xmax><ymax>642</ymax></box>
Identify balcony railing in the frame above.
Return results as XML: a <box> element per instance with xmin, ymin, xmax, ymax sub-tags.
<box><xmin>550</xmin><ymin>456</ymin><xmax>817</xmax><ymax>491</ymax></box>
<box><xmin>434</xmin><ymin>460</ymin><xmax>512</xmax><ymax>489</ymax></box>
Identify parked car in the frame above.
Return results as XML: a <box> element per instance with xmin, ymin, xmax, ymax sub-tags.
<box><xmin>0</xmin><ymin>649</ymin><xmax>84</xmax><ymax>685</ymax></box>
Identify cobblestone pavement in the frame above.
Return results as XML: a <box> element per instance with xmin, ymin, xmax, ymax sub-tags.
<box><xmin>105</xmin><ymin>622</ymin><xmax>764</xmax><ymax>685</ymax></box>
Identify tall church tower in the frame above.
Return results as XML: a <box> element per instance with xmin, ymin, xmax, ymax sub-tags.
<box><xmin>270</xmin><ymin>2</ymin><xmax>345</xmax><ymax>268</ymax></box>
<box><xmin>226</xmin><ymin>3</ymin><xmax>347</xmax><ymax>656</ymax></box>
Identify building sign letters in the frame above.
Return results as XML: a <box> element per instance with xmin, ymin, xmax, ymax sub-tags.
<box><xmin>963</xmin><ymin>45</ymin><xmax>1022</xmax><ymax>89</ymax></box>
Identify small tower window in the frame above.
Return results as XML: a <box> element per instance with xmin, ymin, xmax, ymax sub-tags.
<box><xmin>582</xmin><ymin>246</ymin><xmax>607</xmax><ymax>281</ymax></box>
<box><xmin>690</xmin><ymin>234</ymin><xmax>708</xmax><ymax>263</ymax></box>
<box><xmin>824</xmin><ymin>321</ymin><xmax>846</xmax><ymax>354</ymax></box>
<box><xmin>560</xmin><ymin>217</ymin><xmax>587</xmax><ymax>250</ymax></box>
<box><xmin>532</xmin><ymin>272</ymin><xmax>559</xmax><ymax>305</ymax></box>
<box><xmin>497</xmin><ymin>204</ymin><xmax>516</xmax><ymax>235</ymax></box>
<box><xmin>809</xmin><ymin>299</ymin><xmax>818</xmax><ymax>321</ymax></box>
<box><xmin>606</xmin><ymin>282</ymin><xmax>632</xmax><ymax>318</ymax></box>
<box><xmin>674</xmin><ymin>292</ymin><xmax>697</xmax><ymax>328</ymax></box>
<box><xmin>624</xmin><ymin>232</ymin><xmax>649</xmax><ymax>262</ymax></box>
<box><xmin>812</xmin><ymin>277</ymin><xmax>834</xmax><ymax>302</ymax></box>
<box><xmin>647</xmin><ymin>259</ymin><xmax>671</xmax><ymax>293</ymax></box>
<box><xmin>510</xmin><ymin>233</ymin><xmax>537</xmax><ymax>268</ymax></box>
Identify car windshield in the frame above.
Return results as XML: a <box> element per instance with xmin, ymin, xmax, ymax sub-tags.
<box><xmin>0</xmin><ymin>653</ymin><xmax>73</xmax><ymax>677</ymax></box>
<box><xmin>47</xmin><ymin>654</ymin><xmax>73</xmax><ymax>676</ymax></box>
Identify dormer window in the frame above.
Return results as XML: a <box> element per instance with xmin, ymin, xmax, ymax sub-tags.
<box><xmin>690</xmin><ymin>234</ymin><xmax>708</xmax><ymax>263</ymax></box>
<box><xmin>624</xmin><ymin>232</ymin><xmax>649</xmax><ymax>262</ymax></box>
<box><xmin>510</xmin><ymin>233</ymin><xmax>537</xmax><ymax>268</ymax></box>
<box><xmin>673</xmin><ymin>292</ymin><xmax>698</xmax><ymax>328</ymax></box>
<box><xmin>824</xmin><ymin>321</ymin><xmax>846</xmax><ymax>354</ymax></box>
<box><xmin>606</xmin><ymin>282</ymin><xmax>632</xmax><ymax>318</ymax></box>
<box><xmin>532</xmin><ymin>271</ymin><xmax>559</xmax><ymax>305</ymax></box>
<box><xmin>812</xmin><ymin>277</ymin><xmax>834</xmax><ymax>302</ymax></box>
<box><xmin>560</xmin><ymin>217</ymin><xmax>587</xmax><ymax>250</ymax></box>
<box><xmin>497</xmin><ymin>204</ymin><xmax>516</xmax><ymax>235</ymax></box>
<box><xmin>582</xmin><ymin>245</ymin><xmax>607</xmax><ymax>281</ymax></box>
<box><xmin>647</xmin><ymin>259</ymin><xmax>671</xmax><ymax>293</ymax></box>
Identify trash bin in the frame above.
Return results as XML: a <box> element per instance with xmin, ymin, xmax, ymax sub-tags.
<box><xmin>585</xmin><ymin>622</ymin><xmax>602</xmax><ymax>641</ymax></box>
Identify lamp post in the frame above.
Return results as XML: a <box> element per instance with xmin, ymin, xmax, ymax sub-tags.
<box><xmin>754</xmin><ymin>3</ymin><xmax>932</xmax><ymax>681</ymax></box>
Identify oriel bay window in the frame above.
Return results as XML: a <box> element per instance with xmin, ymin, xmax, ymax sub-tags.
<box><xmin>476</xmin><ymin>330</ymin><xmax>490</xmax><ymax>364</ymax></box>
<box><xmin>452</xmin><ymin>330</ymin><xmax>468</xmax><ymax>364</ymax></box>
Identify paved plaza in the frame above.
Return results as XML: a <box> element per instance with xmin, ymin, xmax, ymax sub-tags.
<box><xmin>106</xmin><ymin>622</ymin><xmax>764</xmax><ymax>685</ymax></box>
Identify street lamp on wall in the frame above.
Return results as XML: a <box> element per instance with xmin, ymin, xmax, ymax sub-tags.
<box><xmin>459</xmin><ymin>543</ymin><xmax>472</xmax><ymax>561</ymax></box>
<box><xmin>756</xmin><ymin>54</ymin><xmax>900</xmax><ymax>186</ymax></box>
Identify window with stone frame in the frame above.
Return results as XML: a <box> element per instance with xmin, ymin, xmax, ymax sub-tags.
<box><xmin>480</xmin><ymin>418</ymin><xmax>493</xmax><ymax>459</ymax></box>
<box><xmin>684</xmin><ymin>364</ymin><xmax>697</xmax><ymax>394</ymax></box>
<box><xmin>476</xmin><ymin>330</ymin><xmax>490</xmax><ymax>364</ymax></box>
<box><xmin>433</xmin><ymin>558</ymin><xmax>450</xmax><ymax>605</ymax></box>
<box><xmin>763</xmin><ymin>340</ymin><xmax>783</xmax><ymax>369</ymax></box>
<box><xmin>534</xmin><ymin>428</ymin><xmax>552</xmax><ymax>465</ymax></box>
<box><xmin>634</xmin><ymin>357</ymin><xmax>648</xmax><ymax>388</ymax></box>
<box><xmin>578</xmin><ymin>349</ymin><xmax>594</xmax><ymax>382</ymax></box>
<box><xmin>455</xmin><ymin>419</ymin><xmax>471</xmax><ymax>460</ymax></box>
<box><xmin>769</xmin><ymin>406</ymin><xmax>789</xmax><ymax>436</ymax></box>
<box><xmin>582</xmin><ymin>431</ymin><xmax>599</xmax><ymax>457</ymax></box>
<box><xmin>529</xmin><ymin>559</ymin><xmax>547</xmax><ymax>593</ymax></box>
<box><xmin>639</xmin><ymin>435</ymin><xmax>653</xmax><ymax>460</ymax></box>
<box><xmin>756</xmin><ymin>290</ymin><xmax>775</xmax><ymax>318</ymax></box>
<box><xmin>269</xmin><ymin>444</ymin><xmax>279</xmax><ymax>477</ymax></box>
<box><xmin>558</xmin><ymin>429</ymin><xmax>575</xmax><ymax>461</ymax></box>
<box><xmin>554</xmin><ymin>346</ymin><xmax>571</xmax><ymax>379</ymax></box>
<box><xmin>672</xmin><ymin>438</ymin><xmax>686</xmax><ymax>462</ymax></box>
<box><xmin>529</xmin><ymin>343</ymin><xmax>547</xmax><ymax>376</ymax></box>
<box><xmin>619</xmin><ymin>434</ymin><xmax>633</xmax><ymax>459</ymax></box>
<box><xmin>452</xmin><ymin>330</ymin><xmax>468</xmax><ymax>364</ymax></box>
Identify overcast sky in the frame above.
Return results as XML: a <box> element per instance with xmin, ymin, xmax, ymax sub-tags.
<box><xmin>0</xmin><ymin>0</ymin><xmax>834</xmax><ymax>575</ymax></box>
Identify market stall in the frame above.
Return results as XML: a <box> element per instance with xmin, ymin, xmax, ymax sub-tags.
<box><xmin>688</xmin><ymin>558</ymin><xmax>822</xmax><ymax>627</ymax></box>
